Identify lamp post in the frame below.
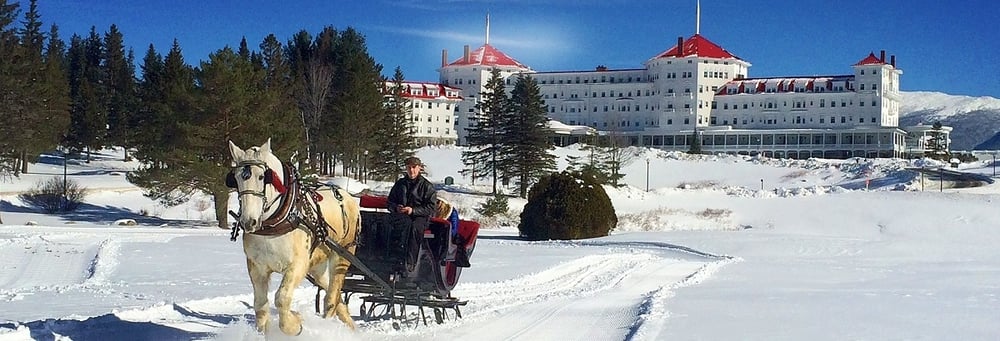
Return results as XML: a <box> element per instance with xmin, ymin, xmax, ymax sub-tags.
<box><xmin>993</xmin><ymin>152</ymin><xmax>996</xmax><ymax>177</ymax></box>
<box><xmin>62</xmin><ymin>147</ymin><xmax>68</xmax><ymax>211</ymax></box>
<box><xmin>362</xmin><ymin>150</ymin><xmax>369</xmax><ymax>184</ymax></box>
<box><xmin>645</xmin><ymin>157</ymin><xmax>650</xmax><ymax>192</ymax></box>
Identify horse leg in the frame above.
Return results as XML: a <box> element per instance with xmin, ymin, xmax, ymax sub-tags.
<box><xmin>275</xmin><ymin>262</ymin><xmax>308</xmax><ymax>336</ymax></box>
<box><xmin>325</xmin><ymin>255</ymin><xmax>356</xmax><ymax>330</ymax></box>
<box><xmin>246</xmin><ymin>259</ymin><xmax>271</xmax><ymax>333</ymax></box>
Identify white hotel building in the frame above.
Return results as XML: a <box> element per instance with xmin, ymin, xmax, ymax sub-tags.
<box><xmin>383</xmin><ymin>81</ymin><xmax>463</xmax><ymax>146</ymax></box>
<box><xmin>431</xmin><ymin>24</ymin><xmax>948</xmax><ymax>159</ymax></box>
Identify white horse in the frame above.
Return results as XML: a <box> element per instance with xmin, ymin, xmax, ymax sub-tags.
<box><xmin>228</xmin><ymin>139</ymin><xmax>361</xmax><ymax>335</ymax></box>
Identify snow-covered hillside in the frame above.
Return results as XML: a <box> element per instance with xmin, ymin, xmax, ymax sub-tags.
<box><xmin>900</xmin><ymin>91</ymin><xmax>1000</xmax><ymax>150</ymax></box>
<box><xmin>2</xmin><ymin>147</ymin><xmax>1000</xmax><ymax>340</ymax></box>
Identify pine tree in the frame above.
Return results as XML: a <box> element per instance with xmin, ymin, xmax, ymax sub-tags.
<box><xmin>462</xmin><ymin>68</ymin><xmax>509</xmax><ymax>195</ymax></box>
<box><xmin>0</xmin><ymin>0</ymin><xmax>22</xmax><ymax>176</ymax></box>
<box><xmin>127</xmin><ymin>40</ymin><xmax>200</xmax><ymax>209</ymax></box>
<box><xmin>926</xmin><ymin>121</ymin><xmax>949</xmax><ymax>159</ymax></box>
<box><xmin>688</xmin><ymin>127</ymin><xmax>703</xmax><ymax>154</ymax></box>
<box><xmin>328</xmin><ymin>27</ymin><xmax>385</xmax><ymax>180</ymax></box>
<box><xmin>102</xmin><ymin>24</ymin><xmax>137</xmax><ymax>160</ymax></box>
<box><xmin>66</xmin><ymin>27</ymin><xmax>107</xmax><ymax>161</ymax></box>
<box><xmin>370</xmin><ymin>66</ymin><xmax>416</xmax><ymax>180</ymax></box>
<box><xmin>131</xmin><ymin>44</ymin><xmax>165</xmax><ymax>163</ymax></box>
<box><xmin>506</xmin><ymin>74</ymin><xmax>556</xmax><ymax>198</ymax></box>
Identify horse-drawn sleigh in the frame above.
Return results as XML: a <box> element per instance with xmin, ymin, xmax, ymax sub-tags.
<box><xmin>226</xmin><ymin>140</ymin><xmax>479</xmax><ymax>335</ymax></box>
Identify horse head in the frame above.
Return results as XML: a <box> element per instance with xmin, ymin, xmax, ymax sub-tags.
<box><xmin>228</xmin><ymin>139</ymin><xmax>285</xmax><ymax>233</ymax></box>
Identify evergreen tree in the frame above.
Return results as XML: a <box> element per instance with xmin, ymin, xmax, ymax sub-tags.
<box><xmin>131</xmin><ymin>44</ymin><xmax>165</xmax><ymax>163</ymax></box>
<box><xmin>926</xmin><ymin>121</ymin><xmax>949</xmax><ymax>159</ymax></box>
<box><xmin>370</xmin><ymin>66</ymin><xmax>416</xmax><ymax>180</ymax></box>
<box><xmin>127</xmin><ymin>40</ymin><xmax>200</xmax><ymax>210</ymax></box>
<box><xmin>0</xmin><ymin>0</ymin><xmax>22</xmax><ymax>176</ymax></box>
<box><xmin>102</xmin><ymin>24</ymin><xmax>137</xmax><ymax>160</ymax></box>
<box><xmin>688</xmin><ymin>127</ymin><xmax>703</xmax><ymax>154</ymax></box>
<box><xmin>506</xmin><ymin>74</ymin><xmax>556</xmax><ymax>198</ymax></box>
<box><xmin>66</xmin><ymin>27</ymin><xmax>106</xmax><ymax>161</ymax></box>
<box><xmin>35</xmin><ymin>23</ymin><xmax>71</xmax><ymax>165</ymax></box>
<box><xmin>328</xmin><ymin>27</ymin><xmax>385</xmax><ymax>180</ymax></box>
<box><xmin>462</xmin><ymin>68</ymin><xmax>509</xmax><ymax>195</ymax></box>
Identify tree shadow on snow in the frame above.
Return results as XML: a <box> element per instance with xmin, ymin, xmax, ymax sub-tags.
<box><xmin>8</xmin><ymin>314</ymin><xmax>215</xmax><ymax>341</ymax></box>
<box><xmin>0</xmin><ymin>200</ymin><xmax>213</xmax><ymax>228</ymax></box>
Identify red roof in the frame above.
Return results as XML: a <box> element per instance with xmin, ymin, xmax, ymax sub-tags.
<box><xmin>853</xmin><ymin>52</ymin><xmax>885</xmax><ymax>66</ymax></box>
<box><xmin>448</xmin><ymin>44</ymin><xmax>529</xmax><ymax>69</ymax></box>
<box><xmin>652</xmin><ymin>34</ymin><xmax>742</xmax><ymax>60</ymax></box>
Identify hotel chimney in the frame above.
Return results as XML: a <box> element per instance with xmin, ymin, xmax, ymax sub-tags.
<box><xmin>463</xmin><ymin>45</ymin><xmax>471</xmax><ymax>64</ymax></box>
<box><xmin>677</xmin><ymin>37</ymin><xmax>684</xmax><ymax>57</ymax></box>
<box><xmin>441</xmin><ymin>49</ymin><xmax>448</xmax><ymax>68</ymax></box>
<box><xmin>880</xmin><ymin>50</ymin><xmax>886</xmax><ymax>63</ymax></box>
<box><xmin>890</xmin><ymin>55</ymin><xmax>896</xmax><ymax>68</ymax></box>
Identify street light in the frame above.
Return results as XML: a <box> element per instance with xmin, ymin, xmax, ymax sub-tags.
<box><xmin>645</xmin><ymin>158</ymin><xmax>650</xmax><ymax>192</ymax></box>
<box><xmin>62</xmin><ymin>147</ymin><xmax>68</xmax><ymax>211</ymax></box>
<box><xmin>362</xmin><ymin>150</ymin><xmax>369</xmax><ymax>184</ymax></box>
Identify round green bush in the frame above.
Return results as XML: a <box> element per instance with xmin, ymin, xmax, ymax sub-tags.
<box><xmin>518</xmin><ymin>171</ymin><xmax>617</xmax><ymax>241</ymax></box>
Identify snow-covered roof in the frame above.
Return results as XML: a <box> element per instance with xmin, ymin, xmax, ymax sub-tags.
<box><xmin>548</xmin><ymin>120</ymin><xmax>597</xmax><ymax>135</ymax></box>
<box><xmin>447</xmin><ymin>44</ymin><xmax>529</xmax><ymax>69</ymax></box>
<box><xmin>715</xmin><ymin>75</ymin><xmax>855</xmax><ymax>96</ymax></box>
<box><xmin>383</xmin><ymin>81</ymin><xmax>463</xmax><ymax>100</ymax></box>
<box><xmin>650</xmin><ymin>34</ymin><xmax>742</xmax><ymax>61</ymax></box>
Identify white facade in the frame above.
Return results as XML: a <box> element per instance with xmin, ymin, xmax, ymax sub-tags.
<box><xmin>384</xmin><ymin>81</ymin><xmax>463</xmax><ymax>146</ymax></box>
<box><xmin>435</xmin><ymin>32</ymin><xmax>946</xmax><ymax>158</ymax></box>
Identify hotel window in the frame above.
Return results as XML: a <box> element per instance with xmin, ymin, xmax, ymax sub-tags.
<box><xmin>872</xmin><ymin>84</ymin><xmax>877</xmax><ymax>90</ymax></box>
<box><xmin>830</xmin><ymin>116</ymin><xmax>835</xmax><ymax>123</ymax></box>
<box><xmin>872</xmin><ymin>100</ymin><xmax>877</xmax><ymax>106</ymax></box>
<box><xmin>860</xmin><ymin>84</ymin><xmax>865</xmax><ymax>90</ymax></box>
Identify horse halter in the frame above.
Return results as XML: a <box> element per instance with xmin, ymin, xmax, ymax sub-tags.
<box><xmin>227</xmin><ymin>160</ymin><xmax>275</xmax><ymax>199</ymax></box>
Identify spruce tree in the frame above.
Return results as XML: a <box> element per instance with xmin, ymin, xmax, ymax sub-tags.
<box><xmin>102</xmin><ymin>24</ymin><xmax>137</xmax><ymax>160</ymax></box>
<box><xmin>462</xmin><ymin>68</ymin><xmax>510</xmax><ymax>195</ymax></box>
<box><xmin>506</xmin><ymin>74</ymin><xmax>556</xmax><ymax>198</ymax></box>
<box><xmin>328</xmin><ymin>27</ymin><xmax>385</xmax><ymax>180</ymax></box>
<box><xmin>131</xmin><ymin>44</ymin><xmax>165</xmax><ymax>163</ymax></box>
<box><xmin>66</xmin><ymin>27</ymin><xmax>107</xmax><ymax>161</ymax></box>
<box><xmin>0</xmin><ymin>0</ymin><xmax>22</xmax><ymax>176</ymax></box>
<box><xmin>370</xmin><ymin>66</ymin><xmax>416</xmax><ymax>180</ymax></box>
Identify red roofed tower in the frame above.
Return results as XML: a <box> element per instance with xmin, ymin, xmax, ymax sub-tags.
<box><xmin>853</xmin><ymin>50</ymin><xmax>903</xmax><ymax>127</ymax></box>
<box><xmin>643</xmin><ymin>0</ymin><xmax>751</xmax><ymax>130</ymax></box>
<box><xmin>438</xmin><ymin>14</ymin><xmax>533</xmax><ymax>145</ymax></box>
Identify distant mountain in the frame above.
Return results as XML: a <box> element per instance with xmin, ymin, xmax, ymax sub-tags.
<box><xmin>899</xmin><ymin>91</ymin><xmax>1000</xmax><ymax>150</ymax></box>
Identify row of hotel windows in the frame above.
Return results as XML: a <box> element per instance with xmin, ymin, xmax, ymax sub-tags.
<box><xmin>565</xmin><ymin>113</ymin><xmax>882</xmax><ymax>129</ymax></box>
<box><xmin>411</xmin><ymin>114</ymin><xmax>451</xmax><ymax>123</ymax></box>
<box><xmin>539</xmin><ymin>74</ymin><xmax>650</xmax><ymax>85</ymax></box>
<box><xmin>715</xmin><ymin>99</ymin><xmax>881</xmax><ymax>110</ymax></box>
<box><xmin>413</xmin><ymin>127</ymin><xmax>451</xmax><ymax>135</ymax></box>
<box><xmin>641</xmin><ymin>133</ymin><xmax>894</xmax><ymax>147</ymax></box>
<box><xmin>546</xmin><ymin>97</ymin><xmax>883</xmax><ymax>114</ymax></box>
<box><xmin>411</xmin><ymin>102</ymin><xmax>453</xmax><ymax>109</ymax></box>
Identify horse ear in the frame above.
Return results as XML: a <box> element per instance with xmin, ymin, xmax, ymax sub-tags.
<box><xmin>260</xmin><ymin>138</ymin><xmax>272</xmax><ymax>155</ymax></box>
<box><xmin>229</xmin><ymin>140</ymin><xmax>245</xmax><ymax>162</ymax></box>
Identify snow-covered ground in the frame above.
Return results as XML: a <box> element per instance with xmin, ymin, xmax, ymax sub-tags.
<box><xmin>2</xmin><ymin>146</ymin><xmax>999</xmax><ymax>340</ymax></box>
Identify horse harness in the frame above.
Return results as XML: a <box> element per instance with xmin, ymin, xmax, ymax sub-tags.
<box><xmin>227</xmin><ymin>161</ymin><xmax>354</xmax><ymax>253</ymax></box>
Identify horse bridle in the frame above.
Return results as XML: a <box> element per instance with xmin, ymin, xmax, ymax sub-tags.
<box><xmin>227</xmin><ymin>160</ymin><xmax>280</xmax><ymax>214</ymax></box>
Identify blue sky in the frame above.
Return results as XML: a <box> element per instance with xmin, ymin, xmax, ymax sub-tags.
<box><xmin>31</xmin><ymin>0</ymin><xmax>1000</xmax><ymax>98</ymax></box>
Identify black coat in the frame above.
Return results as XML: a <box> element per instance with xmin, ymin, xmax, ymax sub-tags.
<box><xmin>387</xmin><ymin>175</ymin><xmax>437</xmax><ymax>217</ymax></box>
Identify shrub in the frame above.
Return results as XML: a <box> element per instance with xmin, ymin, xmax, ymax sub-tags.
<box><xmin>518</xmin><ymin>171</ymin><xmax>617</xmax><ymax>241</ymax></box>
<box><xmin>476</xmin><ymin>194</ymin><xmax>509</xmax><ymax>217</ymax></box>
<box><xmin>18</xmin><ymin>177</ymin><xmax>88</xmax><ymax>213</ymax></box>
